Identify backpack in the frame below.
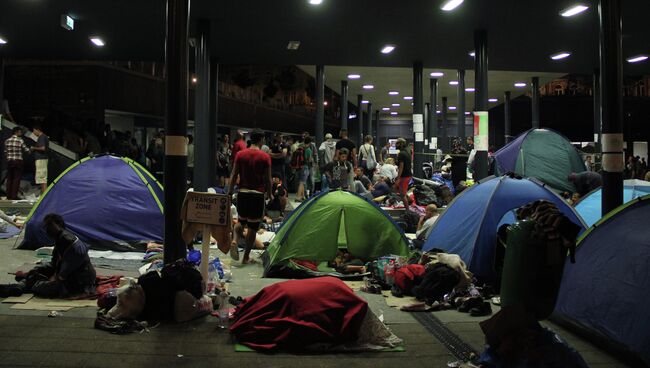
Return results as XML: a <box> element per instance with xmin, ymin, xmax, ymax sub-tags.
<box><xmin>290</xmin><ymin>146</ymin><xmax>305</xmax><ymax>169</ymax></box>
<box><xmin>319</xmin><ymin>144</ymin><xmax>335</xmax><ymax>168</ymax></box>
<box><xmin>414</xmin><ymin>184</ymin><xmax>438</xmax><ymax>206</ymax></box>
<box><xmin>359</xmin><ymin>144</ymin><xmax>377</xmax><ymax>170</ymax></box>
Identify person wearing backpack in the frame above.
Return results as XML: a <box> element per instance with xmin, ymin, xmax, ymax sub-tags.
<box><xmin>318</xmin><ymin>133</ymin><xmax>337</xmax><ymax>191</ymax></box>
<box><xmin>359</xmin><ymin>135</ymin><xmax>378</xmax><ymax>178</ymax></box>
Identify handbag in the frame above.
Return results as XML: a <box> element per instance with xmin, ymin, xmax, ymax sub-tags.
<box><xmin>361</xmin><ymin>144</ymin><xmax>377</xmax><ymax>170</ymax></box>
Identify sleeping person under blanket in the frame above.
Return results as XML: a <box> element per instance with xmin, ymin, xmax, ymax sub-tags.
<box><xmin>328</xmin><ymin>250</ymin><xmax>366</xmax><ymax>274</ymax></box>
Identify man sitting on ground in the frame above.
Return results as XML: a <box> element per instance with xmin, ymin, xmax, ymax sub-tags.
<box><xmin>353</xmin><ymin>167</ymin><xmax>373</xmax><ymax>198</ymax></box>
<box><xmin>267</xmin><ymin>174</ymin><xmax>287</xmax><ymax>215</ymax></box>
<box><xmin>412</xmin><ymin>204</ymin><xmax>438</xmax><ymax>249</ymax></box>
<box><xmin>4</xmin><ymin>213</ymin><xmax>96</xmax><ymax>298</ymax></box>
<box><xmin>324</xmin><ymin>148</ymin><xmax>353</xmax><ymax>191</ymax></box>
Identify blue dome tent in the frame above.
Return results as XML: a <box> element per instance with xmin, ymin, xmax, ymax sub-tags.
<box><xmin>20</xmin><ymin>155</ymin><xmax>164</xmax><ymax>251</ymax></box>
<box><xmin>423</xmin><ymin>175</ymin><xmax>586</xmax><ymax>279</ymax></box>
<box><xmin>575</xmin><ymin>179</ymin><xmax>650</xmax><ymax>227</ymax></box>
<box><xmin>554</xmin><ymin>195</ymin><xmax>650</xmax><ymax>365</ymax></box>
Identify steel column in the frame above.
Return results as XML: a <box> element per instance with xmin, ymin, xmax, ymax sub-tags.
<box><xmin>340</xmin><ymin>80</ymin><xmax>348</xmax><ymax>130</ymax></box>
<box><xmin>504</xmin><ymin>91</ymin><xmax>512</xmax><ymax>144</ymax></box>
<box><xmin>366</xmin><ymin>102</ymin><xmax>372</xmax><ymax>139</ymax></box>
<box><xmin>413</xmin><ymin>62</ymin><xmax>425</xmax><ymax>178</ymax></box>
<box><xmin>357</xmin><ymin>94</ymin><xmax>364</xmax><ymax>146</ymax></box>
<box><xmin>315</xmin><ymin>65</ymin><xmax>325</xmax><ymax>145</ymax></box>
<box><xmin>457</xmin><ymin>69</ymin><xmax>466</xmax><ymax>140</ymax></box>
<box><xmin>0</xmin><ymin>56</ymin><xmax>4</xmax><ymax>119</ymax></box>
<box><xmin>208</xmin><ymin>59</ymin><xmax>219</xmax><ymax>188</ymax></box>
<box><xmin>532</xmin><ymin>76</ymin><xmax>540</xmax><ymax>128</ymax></box>
<box><xmin>429</xmin><ymin>78</ymin><xmax>438</xmax><ymax>150</ymax></box>
<box><xmin>164</xmin><ymin>0</ymin><xmax>190</xmax><ymax>264</ymax></box>
<box><xmin>441</xmin><ymin>97</ymin><xmax>448</xmax><ymax>151</ymax></box>
<box><xmin>593</xmin><ymin>70</ymin><xmax>601</xmax><ymax>153</ymax></box>
<box><xmin>193</xmin><ymin>19</ymin><xmax>210</xmax><ymax>192</ymax></box>
<box><xmin>599</xmin><ymin>0</ymin><xmax>624</xmax><ymax>215</ymax></box>
<box><xmin>473</xmin><ymin>29</ymin><xmax>489</xmax><ymax>180</ymax></box>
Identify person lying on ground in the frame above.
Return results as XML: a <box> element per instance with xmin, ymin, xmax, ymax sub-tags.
<box><xmin>15</xmin><ymin>213</ymin><xmax>96</xmax><ymax>298</ymax></box>
<box><xmin>324</xmin><ymin>148</ymin><xmax>353</xmax><ymax>190</ymax></box>
<box><xmin>412</xmin><ymin>204</ymin><xmax>438</xmax><ymax>249</ymax></box>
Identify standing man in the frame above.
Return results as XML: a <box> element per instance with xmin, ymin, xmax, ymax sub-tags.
<box><xmin>379</xmin><ymin>141</ymin><xmax>391</xmax><ymax>163</ymax></box>
<box><xmin>335</xmin><ymin>129</ymin><xmax>357</xmax><ymax>168</ymax></box>
<box><xmin>31</xmin><ymin>124</ymin><xmax>49</xmax><ymax>195</ymax></box>
<box><xmin>4</xmin><ymin>127</ymin><xmax>30</xmax><ymax>199</ymax></box>
<box><xmin>269</xmin><ymin>133</ymin><xmax>288</xmax><ymax>186</ymax></box>
<box><xmin>227</xmin><ymin>131</ymin><xmax>272</xmax><ymax>264</ymax></box>
<box><xmin>231</xmin><ymin>132</ymin><xmax>247</xmax><ymax>169</ymax></box>
<box><xmin>394</xmin><ymin>138</ymin><xmax>412</xmax><ymax>208</ymax></box>
<box><xmin>318</xmin><ymin>133</ymin><xmax>337</xmax><ymax>191</ymax></box>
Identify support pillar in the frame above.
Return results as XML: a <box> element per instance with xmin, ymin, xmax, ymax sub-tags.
<box><xmin>366</xmin><ymin>102</ymin><xmax>372</xmax><ymax>138</ymax></box>
<box><xmin>357</xmin><ymin>94</ymin><xmax>364</xmax><ymax>146</ymax></box>
<box><xmin>457</xmin><ymin>69</ymin><xmax>466</xmax><ymax>140</ymax></box>
<box><xmin>164</xmin><ymin>0</ymin><xmax>189</xmax><ymax>264</ymax></box>
<box><xmin>599</xmin><ymin>0</ymin><xmax>624</xmax><ymax>215</ymax></box>
<box><xmin>0</xmin><ymin>56</ymin><xmax>4</xmax><ymax>119</ymax></box>
<box><xmin>374</xmin><ymin>110</ymin><xmax>380</xmax><ymax>143</ymax></box>
<box><xmin>441</xmin><ymin>97</ymin><xmax>448</xmax><ymax>152</ymax></box>
<box><xmin>532</xmin><ymin>76</ymin><xmax>540</xmax><ymax>129</ymax></box>
<box><xmin>193</xmin><ymin>19</ymin><xmax>210</xmax><ymax>192</ymax></box>
<box><xmin>208</xmin><ymin>59</ymin><xmax>219</xmax><ymax>188</ymax></box>
<box><xmin>315</xmin><ymin>65</ymin><xmax>325</xmax><ymax>145</ymax></box>
<box><xmin>593</xmin><ymin>70</ymin><xmax>601</xmax><ymax>153</ymax></box>
<box><xmin>340</xmin><ymin>80</ymin><xmax>348</xmax><ymax>131</ymax></box>
<box><xmin>429</xmin><ymin>78</ymin><xmax>439</xmax><ymax>151</ymax></box>
<box><xmin>424</xmin><ymin>102</ymin><xmax>430</xmax><ymax>153</ymax></box>
<box><xmin>413</xmin><ymin>62</ymin><xmax>425</xmax><ymax>178</ymax></box>
<box><xmin>504</xmin><ymin>91</ymin><xmax>512</xmax><ymax>144</ymax></box>
<box><xmin>473</xmin><ymin>29</ymin><xmax>489</xmax><ymax>180</ymax></box>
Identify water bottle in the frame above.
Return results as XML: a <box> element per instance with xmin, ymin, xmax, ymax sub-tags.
<box><xmin>207</xmin><ymin>263</ymin><xmax>217</xmax><ymax>295</ymax></box>
<box><xmin>385</xmin><ymin>260</ymin><xmax>396</xmax><ymax>286</ymax></box>
<box><xmin>217</xmin><ymin>289</ymin><xmax>230</xmax><ymax>329</ymax></box>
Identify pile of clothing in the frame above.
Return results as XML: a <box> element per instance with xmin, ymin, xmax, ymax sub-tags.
<box><xmin>142</xmin><ymin>242</ymin><xmax>164</xmax><ymax>264</ymax></box>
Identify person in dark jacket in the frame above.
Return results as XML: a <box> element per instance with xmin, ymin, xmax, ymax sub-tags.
<box><xmin>18</xmin><ymin>214</ymin><xmax>96</xmax><ymax>298</ymax></box>
<box><xmin>568</xmin><ymin>171</ymin><xmax>603</xmax><ymax>197</ymax></box>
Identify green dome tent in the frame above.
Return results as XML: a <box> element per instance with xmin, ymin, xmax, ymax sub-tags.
<box><xmin>493</xmin><ymin>129</ymin><xmax>586</xmax><ymax>193</ymax></box>
<box><xmin>263</xmin><ymin>190</ymin><xmax>410</xmax><ymax>278</ymax></box>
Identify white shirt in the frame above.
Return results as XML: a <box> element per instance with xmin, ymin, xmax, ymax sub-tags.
<box><xmin>379</xmin><ymin>163</ymin><xmax>398</xmax><ymax>181</ymax></box>
<box><xmin>416</xmin><ymin>215</ymin><xmax>438</xmax><ymax>240</ymax></box>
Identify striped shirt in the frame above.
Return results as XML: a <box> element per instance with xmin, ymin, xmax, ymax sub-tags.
<box><xmin>4</xmin><ymin>135</ymin><xmax>29</xmax><ymax>161</ymax></box>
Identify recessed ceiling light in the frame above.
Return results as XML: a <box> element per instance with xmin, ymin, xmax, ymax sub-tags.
<box><xmin>436</xmin><ymin>110</ymin><xmax>441</xmax><ymax>113</ymax></box>
<box><xmin>324</xmin><ymin>101</ymin><xmax>329</xmax><ymax>106</ymax></box>
<box><xmin>430</xmin><ymin>72</ymin><xmax>444</xmax><ymax>77</ymax></box>
<box><xmin>469</xmin><ymin>51</ymin><xmax>475</xmax><ymax>57</ymax></box>
<box><xmin>390</xmin><ymin>112</ymin><xmax>398</xmax><ymax>115</ymax></box>
<box><xmin>388</xmin><ymin>91</ymin><xmax>399</xmax><ymax>95</ymax></box>
<box><xmin>514</xmin><ymin>82</ymin><xmax>527</xmax><ymax>87</ymax></box>
<box><xmin>0</xmin><ymin>37</ymin><xmax>6</xmax><ymax>45</ymax></box>
<box><xmin>347</xmin><ymin>74</ymin><xmax>361</xmax><ymax>79</ymax></box>
<box><xmin>441</xmin><ymin>0</ymin><xmax>464</xmax><ymax>11</ymax></box>
<box><xmin>488</xmin><ymin>98</ymin><xmax>498</xmax><ymax>102</ymax></box>
<box><xmin>90</xmin><ymin>37</ymin><xmax>105</xmax><ymax>47</ymax></box>
<box><xmin>403</xmin><ymin>96</ymin><xmax>413</xmax><ymax>100</ymax></box>
<box><xmin>308</xmin><ymin>0</ymin><xmax>323</xmax><ymax>5</ymax></box>
<box><xmin>626</xmin><ymin>55</ymin><xmax>649</xmax><ymax>63</ymax></box>
<box><xmin>551</xmin><ymin>52</ymin><xmax>571</xmax><ymax>60</ymax></box>
<box><xmin>361</xmin><ymin>100</ymin><xmax>369</xmax><ymax>104</ymax></box>
<box><xmin>287</xmin><ymin>41</ymin><xmax>301</xmax><ymax>50</ymax></box>
<box><xmin>362</xmin><ymin>84</ymin><xmax>374</xmax><ymax>89</ymax></box>
<box><xmin>449</xmin><ymin>81</ymin><xmax>459</xmax><ymax>86</ymax></box>
<box><xmin>449</xmin><ymin>106</ymin><xmax>457</xmax><ymax>110</ymax></box>
<box><xmin>191</xmin><ymin>76</ymin><xmax>197</xmax><ymax>83</ymax></box>
<box><xmin>465</xmin><ymin>87</ymin><xmax>475</xmax><ymax>92</ymax></box>
<box><xmin>560</xmin><ymin>4</ymin><xmax>589</xmax><ymax>17</ymax></box>
<box><xmin>392</xmin><ymin>103</ymin><xmax>400</xmax><ymax>107</ymax></box>
<box><xmin>381</xmin><ymin>44</ymin><xmax>396</xmax><ymax>54</ymax></box>
<box><xmin>465</xmin><ymin>112</ymin><xmax>471</xmax><ymax>115</ymax></box>
<box><xmin>382</xmin><ymin>107</ymin><xmax>390</xmax><ymax>111</ymax></box>
<box><xmin>348</xmin><ymin>114</ymin><xmax>357</xmax><ymax>119</ymax></box>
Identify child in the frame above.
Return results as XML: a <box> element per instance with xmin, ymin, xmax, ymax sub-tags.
<box><xmin>324</xmin><ymin>148</ymin><xmax>353</xmax><ymax>190</ymax></box>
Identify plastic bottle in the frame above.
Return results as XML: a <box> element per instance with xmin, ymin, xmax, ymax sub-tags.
<box><xmin>207</xmin><ymin>263</ymin><xmax>217</xmax><ymax>295</ymax></box>
<box><xmin>217</xmin><ymin>288</ymin><xmax>230</xmax><ymax>329</ymax></box>
<box><xmin>385</xmin><ymin>260</ymin><xmax>396</xmax><ymax>286</ymax></box>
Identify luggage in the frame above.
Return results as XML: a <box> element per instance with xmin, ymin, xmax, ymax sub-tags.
<box><xmin>413</xmin><ymin>184</ymin><xmax>437</xmax><ymax>206</ymax></box>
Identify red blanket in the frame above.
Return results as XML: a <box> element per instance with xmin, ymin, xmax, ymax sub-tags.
<box><xmin>230</xmin><ymin>277</ymin><xmax>368</xmax><ymax>351</ymax></box>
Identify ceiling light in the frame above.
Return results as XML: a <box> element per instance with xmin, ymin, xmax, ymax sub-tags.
<box><xmin>308</xmin><ymin>0</ymin><xmax>323</xmax><ymax>5</ymax></box>
<box><xmin>287</xmin><ymin>41</ymin><xmax>301</xmax><ymax>50</ymax></box>
<box><xmin>388</xmin><ymin>91</ymin><xmax>399</xmax><ymax>95</ymax></box>
<box><xmin>324</xmin><ymin>101</ymin><xmax>329</xmax><ymax>106</ymax></box>
<box><xmin>488</xmin><ymin>98</ymin><xmax>498</xmax><ymax>102</ymax></box>
<box><xmin>560</xmin><ymin>4</ymin><xmax>589</xmax><ymax>17</ymax></box>
<box><xmin>449</xmin><ymin>81</ymin><xmax>459</xmax><ymax>86</ymax></box>
<box><xmin>626</xmin><ymin>55</ymin><xmax>649</xmax><ymax>63</ymax></box>
<box><xmin>347</xmin><ymin>74</ymin><xmax>361</xmax><ymax>79</ymax></box>
<box><xmin>90</xmin><ymin>37</ymin><xmax>105</xmax><ymax>47</ymax></box>
<box><xmin>469</xmin><ymin>51</ymin><xmax>475</xmax><ymax>57</ymax></box>
<box><xmin>449</xmin><ymin>106</ymin><xmax>457</xmax><ymax>110</ymax></box>
<box><xmin>381</xmin><ymin>44</ymin><xmax>396</xmax><ymax>54</ymax></box>
<box><xmin>550</xmin><ymin>52</ymin><xmax>571</xmax><ymax>60</ymax></box>
<box><xmin>390</xmin><ymin>112</ymin><xmax>398</xmax><ymax>115</ymax></box>
<box><xmin>382</xmin><ymin>107</ymin><xmax>390</xmax><ymax>111</ymax></box>
<box><xmin>403</xmin><ymin>96</ymin><xmax>413</xmax><ymax>100</ymax></box>
<box><xmin>361</xmin><ymin>100</ymin><xmax>369</xmax><ymax>104</ymax></box>
<box><xmin>362</xmin><ymin>84</ymin><xmax>374</xmax><ymax>89</ymax></box>
<box><xmin>441</xmin><ymin>0</ymin><xmax>464</xmax><ymax>11</ymax></box>
<box><xmin>465</xmin><ymin>87</ymin><xmax>475</xmax><ymax>92</ymax></box>
<box><xmin>465</xmin><ymin>112</ymin><xmax>471</xmax><ymax>115</ymax></box>
<box><xmin>348</xmin><ymin>114</ymin><xmax>357</xmax><ymax>119</ymax></box>
<box><xmin>191</xmin><ymin>76</ymin><xmax>197</xmax><ymax>83</ymax></box>
<box><xmin>436</xmin><ymin>110</ymin><xmax>441</xmax><ymax>113</ymax></box>
<box><xmin>392</xmin><ymin>103</ymin><xmax>400</xmax><ymax>107</ymax></box>
<box><xmin>514</xmin><ymin>82</ymin><xmax>527</xmax><ymax>87</ymax></box>
<box><xmin>0</xmin><ymin>37</ymin><xmax>6</xmax><ymax>45</ymax></box>
<box><xmin>60</xmin><ymin>14</ymin><xmax>74</xmax><ymax>31</ymax></box>
<box><xmin>430</xmin><ymin>72</ymin><xmax>444</xmax><ymax>77</ymax></box>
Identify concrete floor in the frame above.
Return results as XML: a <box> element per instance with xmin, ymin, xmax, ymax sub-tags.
<box><xmin>0</xmin><ymin>199</ymin><xmax>634</xmax><ymax>368</ymax></box>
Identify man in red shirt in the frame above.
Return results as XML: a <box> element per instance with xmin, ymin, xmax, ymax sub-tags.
<box><xmin>227</xmin><ymin>131</ymin><xmax>272</xmax><ymax>264</ymax></box>
<box><xmin>231</xmin><ymin>132</ymin><xmax>247</xmax><ymax>168</ymax></box>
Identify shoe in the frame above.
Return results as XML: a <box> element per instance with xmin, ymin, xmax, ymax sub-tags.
<box><xmin>458</xmin><ymin>297</ymin><xmax>483</xmax><ymax>313</ymax></box>
<box><xmin>470</xmin><ymin>301</ymin><xmax>492</xmax><ymax>317</ymax></box>
<box><xmin>229</xmin><ymin>243</ymin><xmax>240</xmax><ymax>261</ymax></box>
<box><xmin>0</xmin><ymin>284</ymin><xmax>24</xmax><ymax>298</ymax></box>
